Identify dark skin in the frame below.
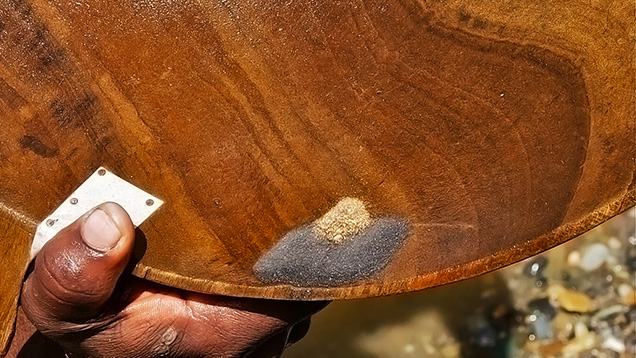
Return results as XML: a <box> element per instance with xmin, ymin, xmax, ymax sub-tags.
<box><xmin>9</xmin><ymin>203</ymin><xmax>326</xmax><ymax>357</ymax></box>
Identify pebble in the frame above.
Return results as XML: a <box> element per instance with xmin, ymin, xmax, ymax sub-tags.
<box><xmin>607</xmin><ymin>237</ymin><xmax>621</xmax><ymax>250</ymax></box>
<box><xmin>560</xmin><ymin>267</ymin><xmax>588</xmax><ymax>291</ymax></box>
<box><xmin>527</xmin><ymin>297</ymin><xmax>557</xmax><ymax>319</ymax></box>
<box><xmin>538</xmin><ymin>340</ymin><xmax>567</xmax><ymax>356</ymax></box>
<box><xmin>605</xmin><ymin>256</ymin><xmax>619</xmax><ymax>271</ymax></box>
<box><xmin>580</xmin><ymin>243</ymin><xmax>609</xmax><ymax>271</ymax></box>
<box><xmin>440</xmin><ymin>343</ymin><xmax>460</xmax><ymax>357</ymax></box>
<box><xmin>601</xmin><ymin>335</ymin><xmax>625</xmax><ymax>353</ymax></box>
<box><xmin>580</xmin><ymin>272</ymin><xmax>613</xmax><ymax>301</ymax></box>
<box><xmin>627</xmin><ymin>307</ymin><xmax>636</xmax><ymax>324</ymax></box>
<box><xmin>529</xmin><ymin>312</ymin><xmax>553</xmax><ymax>340</ymax></box>
<box><xmin>618</xmin><ymin>283</ymin><xmax>635</xmax><ymax>306</ymax></box>
<box><xmin>562</xmin><ymin>322</ymin><xmax>596</xmax><ymax>355</ymax></box>
<box><xmin>567</xmin><ymin>250</ymin><xmax>581</xmax><ymax>267</ymax></box>
<box><xmin>626</xmin><ymin>332</ymin><xmax>636</xmax><ymax>355</ymax></box>
<box><xmin>548</xmin><ymin>285</ymin><xmax>597</xmax><ymax>313</ymax></box>
<box><xmin>524</xmin><ymin>257</ymin><xmax>548</xmax><ymax>277</ymax></box>
<box><xmin>552</xmin><ymin>312</ymin><xmax>575</xmax><ymax>341</ymax></box>
<box><xmin>467</xmin><ymin>315</ymin><xmax>497</xmax><ymax>348</ymax></box>
<box><xmin>590</xmin><ymin>305</ymin><xmax>626</xmax><ymax>325</ymax></box>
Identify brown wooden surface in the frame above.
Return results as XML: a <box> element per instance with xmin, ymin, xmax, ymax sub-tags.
<box><xmin>0</xmin><ymin>206</ymin><xmax>34</xmax><ymax>356</ymax></box>
<box><xmin>0</xmin><ymin>1</ymin><xmax>634</xmax><ymax>349</ymax></box>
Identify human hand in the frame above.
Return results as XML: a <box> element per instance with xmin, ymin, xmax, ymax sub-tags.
<box><xmin>18</xmin><ymin>202</ymin><xmax>326</xmax><ymax>358</ymax></box>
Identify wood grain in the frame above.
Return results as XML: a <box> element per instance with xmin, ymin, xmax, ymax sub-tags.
<box><xmin>0</xmin><ymin>2</ymin><xmax>634</xmax><ymax>350</ymax></box>
<box><xmin>0</xmin><ymin>206</ymin><xmax>34</xmax><ymax>356</ymax></box>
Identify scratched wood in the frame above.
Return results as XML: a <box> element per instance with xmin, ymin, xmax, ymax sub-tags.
<box><xmin>0</xmin><ymin>0</ymin><xmax>634</xmax><ymax>352</ymax></box>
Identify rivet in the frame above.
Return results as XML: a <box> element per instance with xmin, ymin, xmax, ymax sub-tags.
<box><xmin>70</xmin><ymin>198</ymin><xmax>78</xmax><ymax>205</ymax></box>
<box><xmin>146</xmin><ymin>199</ymin><xmax>154</xmax><ymax>206</ymax></box>
<box><xmin>97</xmin><ymin>169</ymin><xmax>106</xmax><ymax>176</ymax></box>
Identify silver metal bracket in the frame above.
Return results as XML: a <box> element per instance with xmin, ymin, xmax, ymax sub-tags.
<box><xmin>31</xmin><ymin>167</ymin><xmax>164</xmax><ymax>259</ymax></box>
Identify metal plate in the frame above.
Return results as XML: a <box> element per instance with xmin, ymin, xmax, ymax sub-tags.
<box><xmin>30</xmin><ymin>167</ymin><xmax>163</xmax><ymax>258</ymax></box>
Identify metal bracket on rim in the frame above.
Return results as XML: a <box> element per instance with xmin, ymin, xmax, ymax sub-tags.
<box><xmin>31</xmin><ymin>167</ymin><xmax>163</xmax><ymax>259</ymax></box>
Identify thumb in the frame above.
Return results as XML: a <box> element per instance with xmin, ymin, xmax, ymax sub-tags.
<box><xmin>21</xmin><ymin>202</ymin><xmax>135</xmax><ymax>330</ymax></box>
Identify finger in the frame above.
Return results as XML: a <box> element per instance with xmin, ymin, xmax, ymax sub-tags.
<box><xmin>21</xmin><ymin>202</ymin><xmax>135</xmax><ymax>332</ymax></box>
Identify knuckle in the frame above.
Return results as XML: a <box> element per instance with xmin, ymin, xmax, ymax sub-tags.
<box><xmin>38</xmin><ymin>243</ymin><xmax>111</xmax><ymax>302</ymax></box>
<box><xmin>20</xmin><ymin>246</ymin><xmax>112</xmax><ymax>328</ymax></box>
<box><xmin>36</xmin><ymin>249</ymin><xmax>99</xmax><ymax>302</ymax></box>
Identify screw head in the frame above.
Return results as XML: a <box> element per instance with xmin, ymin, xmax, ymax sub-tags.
<box><xmin>97</xmin><ymin>169</ymin><xmax>106</xmax><ymax>176</ymax></box>
<box><xmin>46</xmin><ymin>219</ymin><xmax>55</xmax><ymax>227</ymax></box>
<box><xmin>146</xmin><ymin>199</ymin><xmax>154</xmax><ymax>206</ymax></box>
<box><xmin>70</xmin><ymin>198</ymin><xmax>78</xmax><ymax>205</ymax></box>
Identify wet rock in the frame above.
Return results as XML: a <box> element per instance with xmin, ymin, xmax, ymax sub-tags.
<box><xmin>567</xmin><ymin>250</ymin><xmax>582</xmax><ymax>267</ymax></box>
<box><xmin>528</xmin><ymin>312</ymin><xmax>553</xmax><ymax>340</ymax></box>
<box><xmin>580</xmin><ymin>243</ymin><xmax>609</xmax><ymax>272</ymax></box>
<box><xmin>548</xmin><ymin>285</ymin><xmax>597</xmax><ymax>313</ymax></box>
<box><xmin>538</xmin><ymin>340</ymin><xmax>567</xmax><ymax>357</ymax></box>
<box><xmin>559</xmin><ymin>267</ymin><xmax>588</xmax><ymax>291</ymax></box>
<box><xmin>552</xmin><ymin>312</ymin><xmax>575</xmax><ymax>340</ymax></box>
<box><xmin>590</xmin><ymin>305</ymin><xmax>627</xmax><ymax>325</ymax></box>
<box><xmin>626</xmin><ymin>332</ymin><xmax>636</xmax><ymax>355</ymax></box>
<box><xmin>466</xmin><ymin>315</ymin><xmax>497</xmax><ymax>348</ymax></box>
<box><xmin>528</xmin><ymin>297</ymin><xmax>557</xmax><ymax>319</ymax></box>
<box><xmin>461</xmin><ymin>313</ymin><xmax>512</xmax><ymax>358</ymax></box>
<box><xmin>601</xmin><ymin>335</ymin><xmax>625</xmax><ymax>353</ymax></box>
<box><xmin>524</xmin><ymin>257</ymin><xmax>548</xmax><ymax>277</ymax></box>
<box><xmin>617</xmin><ymin>284</ymin><xmax>635</xmax><ymax>305</ymax></box>
<box><xmin>607</xmin><ymin>237</ymin><xmax>622</xmax><ymax>251</ymax></box>
<box><xmin>562</xmin><ymin>322</ymin><xmax>596</xmax><ymax>356</ymax></box>
<box><xmin>627</xmin><ymin>307</ymin><xmax>636</xmax><ymax>324</ymax></box>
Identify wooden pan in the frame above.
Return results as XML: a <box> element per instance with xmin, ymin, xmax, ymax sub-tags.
<box><xmin>0</xmin><ymin>0</ymin><xmax>634</xmax><ymax>352</ymax></box>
